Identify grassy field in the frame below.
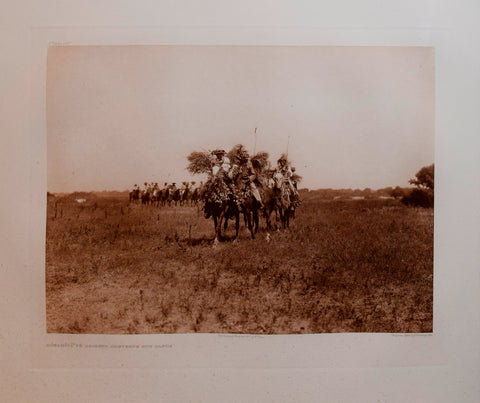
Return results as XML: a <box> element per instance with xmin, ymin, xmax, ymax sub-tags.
<box><xmin>45</xmin><ymin>193</ymin><xmax>433</xmax><ymax>334</ymax></box>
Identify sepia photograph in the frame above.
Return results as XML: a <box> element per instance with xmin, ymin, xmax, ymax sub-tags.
<box><xmin>46</xmin><ymin>45</ymin><xmax>434</xmax><ymax>334</ymax></box>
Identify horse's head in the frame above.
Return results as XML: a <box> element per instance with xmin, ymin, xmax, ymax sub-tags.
<box><xmin>273</xmin><ymin>172</ymin><xmax>284</xmax><ymax>190</ymax></box>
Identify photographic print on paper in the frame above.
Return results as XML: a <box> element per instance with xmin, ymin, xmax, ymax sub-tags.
<box><xmin>46</xmin><ymin>45</ymin><xmax>434</xmax><ymax>334</ymax></box>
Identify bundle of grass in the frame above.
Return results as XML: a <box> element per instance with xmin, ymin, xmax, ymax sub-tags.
<box><xmin>276</xmin><ymin>153</ymin><xmax>302</xmax><ymax>184</ymax></box>
<box><xmin>187</xmin><ymin>151</ymin><xmax>212</xmax><ymax>175</ymax></box>
<box><xmin>251</xmin><ymin>151</ymin><xmax>270</xmax><ymax>174</ymax></box>
<box><xmin>291</xmin><ymin>170</ymin><xmax>303</xmax><ymax>185</ymax></box>
<box><xmin>227</xmin><ymin>144</ymin><xmax>250</xmax><ymax>164</ymax></box>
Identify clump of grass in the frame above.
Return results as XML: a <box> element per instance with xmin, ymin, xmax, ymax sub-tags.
<box><xmin>160</xmin><ymin>300</ymin><xmax>173</xmax><ymax>318</ymax></box>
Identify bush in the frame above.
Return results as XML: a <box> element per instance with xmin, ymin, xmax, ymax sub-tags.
<box><xmin>390</xmin><ymin>186</ymin><xmax>405</xmax><ymax>200</ymax></box>
<box><xmin>402</xmin><ymin>188</ymin><xmax>434</xmax><ymax>208</ymax></box>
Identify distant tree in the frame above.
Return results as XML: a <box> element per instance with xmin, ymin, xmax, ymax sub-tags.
<box><xmin>402</xmin><ymin>164</ymin><xmax>434</xmax><ymax>208</ymax></box>
<box><xmin>409</xmin><ymin>164</ymin><xmax>434</xmax><ymax>191</ymax></box>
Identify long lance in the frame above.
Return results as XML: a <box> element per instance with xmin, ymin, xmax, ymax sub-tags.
<box><xmin>286</xmin><ymin>135</ymin><xmax>290</xmax><ymax>159</ymax></box>
<box><xmin>253</xmin><ymin>127</ymin><xmax>257</xmax><ymax>156</ymax></box>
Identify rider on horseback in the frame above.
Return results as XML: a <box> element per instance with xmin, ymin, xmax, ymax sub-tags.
<box><xmin>208</xmin><ymin>150</ymin><xmax>234</xmax><ymax>196</ymax></box>
<box><xmin>203</xmin><ymin>149</ymin><xmax>237</xmax><ymax>216</ymax></box>
<box><xmin>275</xmin><ymin>155</ymin><xmax>300</xmax><ymax>206</ymax></box>
<box><xmin>234</xmin><ymin>150</ymin><xmax>264</xmax><ymax>209</ymax></box>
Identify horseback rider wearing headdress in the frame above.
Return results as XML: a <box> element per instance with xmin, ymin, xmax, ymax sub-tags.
<box><xmin>209</xmin><ymin>149</ymin><xmax>231</xmax><ymax>178</ymax></box>
<box><xmin>206</xmin><ymin>149</ymin><xmax>235</xmax><ymax>202</ymax></box>
<box><xmin>235</xmin><ymin>150</ymin><xmax>263</xmax><ymax>208</ymax></box>
<box><xmin>275</xmin><ymin>155</ymin><xmax>299</xmax><ymax>204</ymax></box>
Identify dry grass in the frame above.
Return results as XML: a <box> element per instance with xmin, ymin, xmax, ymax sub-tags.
<box><xmin>46</xmin><ymin>195</ymin><xmax>433</xmax><ymax>334</ymax></box>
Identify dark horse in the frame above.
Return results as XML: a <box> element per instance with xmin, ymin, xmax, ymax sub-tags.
<box><xmin>201</xmin><ymin>175</ymin><xmax>245</xmax><ymax>245</ymax></box>
<box><xmin>203</xmin><ymin>195</ymin><xmax>240</xmax><ymax>245</ymax></box>
<box><xmin>129</xmin><ymin>188</ymin><xmax>140</xmax><ymax>204</ymax></box>
<box><xmin>222</xmin><ymin>193</ymin><xmax>261</xmax><ymax>239</ymax></box>
<box><xmin>262</xmin><ymin>186</ymin><xmax>279</xmax><ymax>230</ymax></box>
<box><xmin>239</xmin><ymin>193</ymin><xmax>262</xmax><ymax>238</ymax></box>
<box><xmin>158</xmin><ymin>187</ymin><xmax>169</xmax><ymax>207</ymax></box>
<box><xmin>141</xmin><ymin>190</ymin><xmax>151</xmax><ymax>206</ymax></box>
<box><xmin>264</xmin><ymin>178</ymin><xmax>295</xmax><ymax>230</ymax></box>
<box><xmin>190</xmin><ymin>187</ymin><xmax>200</xmax><ymax>206</ymax></box>
<box><xmin>222</xmin><ymin>174</ymin><xmax>263</xmax><ymax>239</ymax></box>
<box><xmin>179</xmin><ymin>187</ymin><xmax>190</xmax><ymax>206</ymax></box>
<box><xmin>169</xmin><ymin>189</ymin><xmax>181</xmax><ymax>206</ymax></box>
<box><xmin>276</xmin><ymin>182</ymin><xmax>295</xmax><ymax>229</ymax></box>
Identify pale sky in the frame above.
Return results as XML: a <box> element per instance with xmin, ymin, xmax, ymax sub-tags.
<box><xmin>47</xmin><ymin>45</ymin><xmax>434</xmax><ymax>192</ymax></box>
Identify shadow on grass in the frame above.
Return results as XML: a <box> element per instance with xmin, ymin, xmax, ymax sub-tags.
<box><xmin>183</xmin><ymin>234</ymin><xmax>247</xmax><ymax>246</ymax></box>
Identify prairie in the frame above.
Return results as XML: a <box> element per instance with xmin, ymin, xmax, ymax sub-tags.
<box><xmin>45</xmin><ymin>193</ymin><xmax>433</xmax><ymax>334</ymax></box>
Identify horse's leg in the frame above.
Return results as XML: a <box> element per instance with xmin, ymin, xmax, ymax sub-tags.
<box><xmin>254</xmin><ymin>209</ymin><xmax>259</xmax><ymax>234</ymax></box>
<box><xmin>234</xmin><ymin>211</ymin><xmax>240</xmax><ymax>240</ymax></box>
<box><xmin>212</xmin><ymin>214</ymin><xmax>219</xmax><ymax>246</ymax></box>
<box><xmin>265</xmin><ymin>207</ymin><xmax>273</xmax><ymax>231</ymax></box>
<box><xmin>246</xmin><ymin>210</ymin><xmax>255</xmax><ymax>239</ymax></box>
<box><xmin>215</xmin><ymin>210</ymin><xmax>226</xmax><ymax>242</ymax></box>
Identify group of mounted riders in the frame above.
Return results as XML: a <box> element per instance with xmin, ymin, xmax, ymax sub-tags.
<box><xmin>129</xmin><ymin>181</ymin><xmax>201</xmax><ymax>207</ymax></box>
<box><xmin>129</xmin><ymin>147</ymin><xmax>301</xmax><ymax>241</ymax></box>
<box><xmin>200</xmin><ymin>148</ymin><xmax>301</xmax><ymax>241</ymax></box>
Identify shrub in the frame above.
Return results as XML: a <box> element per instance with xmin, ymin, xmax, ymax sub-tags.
<box><xmin>402</xmin><ymin>188</ymin><xmax>434</xmax><ymax>208</ymax></box>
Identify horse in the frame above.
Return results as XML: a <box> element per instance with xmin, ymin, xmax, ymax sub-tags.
<box><xmin>273</xmin><ymin>179</ymin><xmax>295</xmax><ymax>229</ymax></box>
<box><xmin>129</xmin><ymin>188</ymin><xmax>140</xmax><ymax>204</ymax></box>
<box><xmin>151</xmin><ymin>188</ymin><xmax>161</xmax><ymax>207</ymax></box>
<box><xmin>190</xmin><ymin>187</ymin><xmax>200</xmax><ymax>206</ymax></box>
<box><xmin>261</xmin><ymin>186</ymin><xmax>280</xmax><ymax>230</ymax></box>
<box><xmin>203</xmin><ymin>194</ymin><xmax>240</xmax><ymax>245</ymax></box>
<box><xmin>141</xmin><ymin>190</ymin><xmax>151</xmax><ymax>206</ymax></box>
<box><xmin>231</xmin><ymin>168</ymin><xmax>263</xmax><ymax>238</ymax></box>
<box><xmin>180</xmin><ymin>186</ymin><xmax>190</xmax><ymax>206</ymax></box>
<box><xmin>169</xmin><ymin>188</ymin><xmax>181</xmax><ymax>206</ymax></box>
<box><xmin>159</xmin><ymin>187</ymin><xmax>169</xmax><ymax>207</ymax></box>
<box><xmin>238</xmin><ymin>191</ymin><xmax>261</xmax><ymax>239</ymax></box>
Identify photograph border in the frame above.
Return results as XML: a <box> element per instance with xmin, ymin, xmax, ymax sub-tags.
<box><xmin>31</xmin><ymin>26</ymin><xmax>446</xmax><ymax>370</ymax></box>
